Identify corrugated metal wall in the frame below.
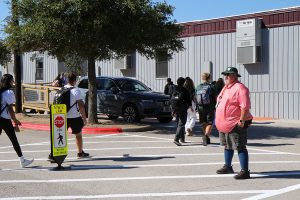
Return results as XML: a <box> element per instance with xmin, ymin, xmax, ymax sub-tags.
<box><xmin>22</xmin><ymin>52</ymin><xmax>58</xmax><ymax>84</ymax></box>
<box><xmin>98</xmin><ymin>25</ymin><xmax>300</xmax><ymax>120</ymax></box>
<box><xmin>43</xmin><ymin>52</ymin><xmax>59</xmax><ymax>83</ymax></box>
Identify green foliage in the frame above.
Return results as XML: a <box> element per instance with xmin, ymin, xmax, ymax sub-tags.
<box><xmin>4</xmin><ymin>0</ymin><xmax>184</xmax><ymax>123</ymax></box>
<box><xmin>62</xmin><ymin>53</ymin><xmax>85</xmax><ymax>75</ymax></box>
<box><xmin>0</xmin><ymin>40</ymin><xmax>11</xmax><ymax>66</ymax></box>
<box><xmin>5</xmin><ymin>0</ymin><xmax>183</xmax><ymax>60</ymax></box>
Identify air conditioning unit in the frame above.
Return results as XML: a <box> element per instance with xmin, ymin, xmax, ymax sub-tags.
<box><xmin>236</xmin><ymin>18</ymin><xmax>262</xmax><ymax>64</ymax></box>
<box><xmin>114</xmin><ymin>53</ymin><xmax>135</xmax><ymax>70</ymax></box>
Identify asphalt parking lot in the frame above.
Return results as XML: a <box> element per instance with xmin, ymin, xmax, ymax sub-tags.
<box><xmin>0</xmin><ymin>119</ymin><xmax>299</xmax><ymax>200</ymax></box>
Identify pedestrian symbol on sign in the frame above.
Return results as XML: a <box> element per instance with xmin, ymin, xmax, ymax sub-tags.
<box><xmin>57</xmin><ymin>133</ymin><xmax>64</xmax><ymax>145</ymax></box>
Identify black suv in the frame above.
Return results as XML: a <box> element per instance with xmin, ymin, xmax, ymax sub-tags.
<box><xmin>76</xmin><ymin>76</ymin><xmax>173</xmax><ymax>123</ymax></box>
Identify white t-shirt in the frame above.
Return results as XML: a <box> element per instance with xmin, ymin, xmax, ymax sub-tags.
<box><xmin>64</xmin><ymin>84</ymin><xmax>82</xmax><ymax>118</ymax></box>
<box><xmin>0</xmin><ymin>90</ymin><xmax>15</xmax><ymax>119</ymax></box>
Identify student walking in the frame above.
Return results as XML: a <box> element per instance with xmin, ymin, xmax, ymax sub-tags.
<box><xmin>0</xmin><ymin>74</ymin><xmax>34</xmax><ymax>168</ymax></box>
<box><xmin>215</xmin><ymin>67</ymin><xmax>253</xmax><ymax>179</ymax></box>
<box><xmin>195</xmin><ymin>73</ymin><xmax>216</xmax><ymax>146</ymax></box>
<box><xmin>183</xmin><ymin>77</ymin><xmax>197</xmax><ymax>136</ymax></box>
<box><xmin>64</xmin><ymin>72</ymin><xmax>90</xmax><ymax>158</ymax></box>
<box><xmin>171</xmin><ymin>77</ymin><xmax>192</xmax><ymax>146</ymax></box>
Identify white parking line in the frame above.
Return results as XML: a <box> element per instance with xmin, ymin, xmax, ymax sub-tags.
<box><xmin>126</xmin><ymin>134</ymin><xmax>173</xmax><ymax>141</ymax></box>
<box><xmin>0</xmin><ymin>190</ymin><xmax>274</xmax><ymax>200</ymax></box>
<box><xmin>247</xmin><ymin>147</ymin><xmax>300</xmax><ymax>156</ymax></box>
<box><xmin>0</xmin><ymin>171</ymin><xmax>299</xmax><ymax>184</ymax></box>
<box><xmin>242</xmin><ymin>183</ymin><xmax>300</xmax><ymax>200</ymax></box>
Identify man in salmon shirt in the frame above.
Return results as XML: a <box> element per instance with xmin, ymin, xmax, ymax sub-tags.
<box><xmin>215</xmin><ymin>67</ymin><xmax>253</xmax><ymax>179</ymax></box>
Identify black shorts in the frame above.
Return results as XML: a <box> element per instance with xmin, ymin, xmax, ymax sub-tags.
<box><xmin>198</xmin><ymin>106</ymin><xmax>215</xmax><ymax>124</ymax></box>
<box><xmin>67</xmin><ymin>117</ymin><xmax>84</xmax><ymax>134</ymax></box>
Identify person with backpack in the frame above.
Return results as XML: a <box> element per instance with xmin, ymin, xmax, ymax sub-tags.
<box><xmin>0</xmin><ymin>74</ymin><xmax>34</xmax><ymax>168</ymax></box>
<box><xmin>171</xmin><ymin>77</ymin><xmax>192</xmax><ymax>146</ymax></box>
<box><xmin>52</xmin><ymin>72</ymin><xmax>89</xmax><ymax>159</ymax></box>
<box><xmin>164</xmin><ymin>78</ymin><xmax>174</xmax><ymax>96</ymax></box>
<box><xmin>215</xmin><ymin>67</ymin><xmax>253</xmax><ymax>179</ymax></box>
<box><xmin>195</xmin><ymin>72</ymin><xmax>216</xmax><ymax>146</ymax></box>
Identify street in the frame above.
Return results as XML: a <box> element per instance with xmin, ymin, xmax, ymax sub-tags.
<box><xmin>0</xmin><ymin>120</ymin><xmax>299</xmax><ymax>200</ymax></box>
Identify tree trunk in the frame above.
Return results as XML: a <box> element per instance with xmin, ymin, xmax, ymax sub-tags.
<box><xmin>87</xmin><ymin>57</ymin><xmax>98</xmax><ymax>124</ymax></box>
<box><xmin>12</xmin><ymin>0</ymin><xmax>22</xmax><ymax>113</ymax></box>
<box><xmin>13</xmin><ymin>53</ymin><xmax>22</xmax><ymax>113</ymax></box>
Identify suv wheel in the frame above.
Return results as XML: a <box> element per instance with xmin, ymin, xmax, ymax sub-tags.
<box><xmin>107</xmin><ymin>115</ymin><xmax>119</xmax><ymax>120</ymax></box>
<box><xmin>157</xmin><ymin>116</ymin><xmax>173</xmax><ymax>123</ymax></box>
<box><xmin>123</xmin><ymin>105</ymin><xmax>140</xmax><ymax>123</ymax></box>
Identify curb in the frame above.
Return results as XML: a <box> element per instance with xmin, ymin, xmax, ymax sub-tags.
<box><xmin>20</xmin><ymin>122</ymin><xmax>153</xmax><ymax>134</ymax></box>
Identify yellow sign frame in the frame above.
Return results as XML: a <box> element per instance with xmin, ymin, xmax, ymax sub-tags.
<box><xmin>51</xmin><ymin>104</ymin><xmax>68</xmax><ymax>157</ymax></box>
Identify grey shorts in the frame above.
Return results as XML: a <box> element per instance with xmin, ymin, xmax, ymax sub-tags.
<box><xmin>219</xmin><ymin>125</ymin><xmax>248</xmax><ymax>151</ymax></box>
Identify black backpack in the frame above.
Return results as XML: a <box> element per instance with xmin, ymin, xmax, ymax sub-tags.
<box><xmin>53</xmin><ymin>87</ymin><xmax>77</xmax><ymax>112</ymax></box>
<box><xmin>196</xmin><ymin>83</ymin><xmax>212</xmax><ymax>105</ymax></box>
<box><xmin>168</xmin><ymin>84</ymin><xmax>175</xmax><ymax>96</ymax></box>
<box><xmin>170</xmin><ymin>86</ymin><xmax>181</xmax><ymax>112</ymax></box>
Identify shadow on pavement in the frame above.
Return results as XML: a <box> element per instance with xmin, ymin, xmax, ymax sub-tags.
<box><xmin>45</xmin><ymin>164</ymin><xmax>137</xmax><ymax>171</ymax></box>
<box><xmin>66</xmin><ymin>156</ymin><xmax>175</xmax><ymax>163</ymax></box>
<box><xmin>248</xmin><ymin>125</ymin><xmax>300</xmax><ymax>139</ymax></box>
<box><xmin>248</xmin><ymin>142</ymin><xmax>294</xmax><ymax>147</ymax></box>
<box><xmin>252</xmin><ymin>170</ymin><xmax>300</xmax><ymax>179</ymax></box>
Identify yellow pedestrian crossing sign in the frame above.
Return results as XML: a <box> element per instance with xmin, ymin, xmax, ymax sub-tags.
<box><xmin>51</xmin><ymin>104</ymin><xmax>68</xmax><ymax>158</ymax></box>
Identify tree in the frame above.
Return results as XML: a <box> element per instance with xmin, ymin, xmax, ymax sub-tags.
<box><xmin>0</xmin><ymin>40</ymin><xmax>11</xmax><ymax>66</ymax></box>
<box><xmin>5</xmin><ymin>0</ymin><xmax>184</xmax><ymax>124</ymax></box>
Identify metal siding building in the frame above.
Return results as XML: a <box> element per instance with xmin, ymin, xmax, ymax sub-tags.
<box><xmin>22</xmin><ymin>52</ymin><xmax>59</xmax><ymax>84</ymax></box>
<box><xmin>2</xmin><ymin>7</ymin><xmax>299</xmax><ymax>120</ymax></box>
<box><xmin>97</xmin><ymin>7</ymin><xmax>300</xmax><ymax>120</ymax></box>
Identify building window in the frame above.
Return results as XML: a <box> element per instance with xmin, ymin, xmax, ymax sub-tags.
<box><xmin>155</xmin><ymin>54</ymin><xmax>168</xmax><ymax>78</ymax></box>
<box><xmin>125</xmin><ymin>55</ymin><xmax>132</xmax><ymax>69</ymax></box>
<box><xmin>35</xmin><ymin>57</ymin><xmax>44</xmax><ymax>81</ymax></box>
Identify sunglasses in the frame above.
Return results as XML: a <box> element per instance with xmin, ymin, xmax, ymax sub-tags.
<box><xmin>224</xmin><ymin>73</ymin><xmax>234</xmax><ymax>76</ymax></box>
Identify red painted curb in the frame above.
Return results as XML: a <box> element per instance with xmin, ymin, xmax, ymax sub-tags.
<box><xmin>20</xmin><ymin>122</ymin><xmax>123</xmax><ymax>134</ymax></box>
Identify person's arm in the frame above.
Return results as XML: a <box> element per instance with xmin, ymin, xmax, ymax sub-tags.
<box><xmin>238</xmin><ymin>86</ymin><xmax>251</xmax><ymax>128</ymax></box>
<box><xmin>77</xmin><ymin>100</ymin><xmax>87</xmax><ymax>126</ymax></box>
<box><xmin>238</xmin><ymin>109</ymin><xmax>249</xmax><ymax>128</ymax></box>
<box><xmin>7</xmin><ymin>104</ymin><xmax>21</xmax><ymax>126</ymax></box>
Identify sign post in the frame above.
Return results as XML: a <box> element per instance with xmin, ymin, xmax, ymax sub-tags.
<box><xmin>50</xmin><ymin>104</ymin><xmax>68</xmax><ymax>169</ymax></box>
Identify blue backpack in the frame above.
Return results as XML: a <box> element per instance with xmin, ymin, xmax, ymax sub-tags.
<box><xmin>196</xmin><ymin>84</ymin><xmax>212</xmax><ymax>105</ymax></box>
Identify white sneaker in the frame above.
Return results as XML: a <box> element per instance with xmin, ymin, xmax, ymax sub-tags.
<box><xmin>20</xmin><ymin>158</ymin><xmax>34</xmax><ymax>168</ymax></box>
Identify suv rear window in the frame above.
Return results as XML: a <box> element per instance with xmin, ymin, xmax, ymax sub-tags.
<box><xmin>78</xmin><ymin>79</ymin><xmax>88</xmax><ymax>89</ymax></box>
<box><xmin>78</xmin><ymin>78</ymin><xmax>106</xmax><ymax>90</ymax></box>
<box><xmin>115</xmin><ymin>79</ymin><xmax>149</xmax><ymax>92</ymax></box>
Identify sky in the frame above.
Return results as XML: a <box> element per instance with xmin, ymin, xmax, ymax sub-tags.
<box><xmin>1</xmin><ymin>0</ymin><xmax>300</xmax><ymax>38</ymax></box>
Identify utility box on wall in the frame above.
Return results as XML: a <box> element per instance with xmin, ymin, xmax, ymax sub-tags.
<box><xmin>202</xmin><ymin>61</ymin><xmax>213</xmax><ymax>78</ymax></box>
<box><xmin>236</xmin><ymin>18</ymin><xmax>262</xmax><ymax>64</ymax></box>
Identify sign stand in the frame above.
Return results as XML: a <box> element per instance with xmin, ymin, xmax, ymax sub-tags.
<box><xmin>50</xmin><ymin>105</ymin><xmax>68</xmax><ymax>170</ymax></box>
